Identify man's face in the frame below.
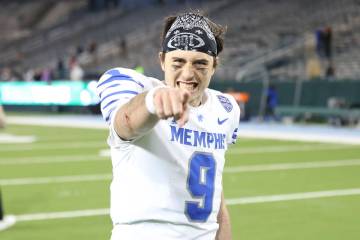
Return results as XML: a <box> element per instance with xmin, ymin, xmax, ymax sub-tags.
<box><xmin>160</xmin><ymin>50</ymin><xmax>216</xmax><ymax>106</ymax></box>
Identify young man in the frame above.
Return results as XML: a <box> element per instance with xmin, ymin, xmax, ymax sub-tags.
<box><xmin>97</xmin><ymin>12</ymin><xmax>240</xmax><ymax>240</ymax></box>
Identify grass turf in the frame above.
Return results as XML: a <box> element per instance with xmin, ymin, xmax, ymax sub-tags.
<box><xmin>0</xmin><ymin>124</ymin><xmax>359</xmax><ymax>239</ymax></box>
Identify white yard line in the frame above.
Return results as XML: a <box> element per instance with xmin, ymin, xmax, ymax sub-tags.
<box><xmin>237</xmin><ymin>129</ymin><xmax>360</xmax><ymax>145</ymax></box>
<box><xmin>15</xmin><ymin>209</ymin><xmax>110</xmax><ymax>222</ymax></box>
<box><xmin>2</xmin><ymin>158</ymin><xmax>360</xmax><ymax>185</ymax></box>
<box><xmin>0</xmin><ymin>155</ymin><xmax>107</xmax><ymax>165</ymax></box>
<box><xmin>0</xmin><ymin>141</ymin><xmax>106</xmax><ymax>152</ymax></box>
<box><xmin>226</xmin><ymin>188</ymin><xmax>360</xmax><ymax>205</ymax></box>
<box><xmin>0</xmin><ymin>174</ymin><xmax>111</xmax><ymax>186</ymax></box>
<box><xmin>224</xmin><ymin>159</ymin><xmax>360</xmax><ymax>173</ymax></box>
<box><xmin>10</xmin><ymin>188</ymin><xmax>360</xmax><ymax>222</ymax></box>
<box><xmin>99</xmin><ymin>149</ymin><xmax>110</xmax><ymax>157</ymax></box>
<box><xmin>0</xmin><ymin>143</ymin><xmax>355</xmax><ymax>165</ymax></box>
<box><xmin>97</xmin><ymin>144</ymin><xmax>356</xmax><ymax>158</ymax></box>
<box><xmin>227</xmin><ymin>144</ymin><xmax>355</xmax><ymax>154</ymax></box>
<box><xmin>0</xmin><ymin>134</ymin><xmax>36</xmax><ymax>143</ymax></box>
<box><xmin>0</xmin><ymin>142</ymin><xmax>353</xmax><ymax>154</ymax></box>
<box><xmin>7</xmin><ymin>116</ymin><xmax>107</xmax><ymax>129</ymax></box>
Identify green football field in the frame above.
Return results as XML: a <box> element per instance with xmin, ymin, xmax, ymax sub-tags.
<box><xmin>0</xmin><ymin>124</ymin><xmax>359</xmax><ymax>240</ymax></box>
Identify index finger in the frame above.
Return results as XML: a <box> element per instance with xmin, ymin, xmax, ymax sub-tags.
<box><xmin>179</xmin><ymin>89</ymin><xmax>190</xmax><ymax>105</ymax></box>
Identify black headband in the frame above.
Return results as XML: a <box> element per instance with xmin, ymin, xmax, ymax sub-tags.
<box><xmin>162</xmin><ymin>13</ymin><xmax>218</xmax><ymax>56</ymax></box>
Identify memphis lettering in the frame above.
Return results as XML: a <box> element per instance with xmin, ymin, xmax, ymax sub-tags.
<box><xmin>170</xmin><ymin>125</ymin><xmax>226</xmax><ymax>149</ymax></box>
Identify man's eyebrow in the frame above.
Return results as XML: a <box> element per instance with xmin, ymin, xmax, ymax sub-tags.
<box><xmin>193</xmin><ymin>59</ymin><xmax>209</xmax><ymax>64</ymax></box>
<box><xmin>172</xmin><ymin>57</ymin><xmax>186</xmax><ymax>62</ymax></box>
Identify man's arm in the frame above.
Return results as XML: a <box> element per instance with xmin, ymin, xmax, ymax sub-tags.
<box><xmin>216</xmin><ymin>192</ymin><xmax>232</xmax><ymax>240</ymax></box>
<box><xmin>113</xmin><ymin>88</ymin><xmax>189</xmax><ymax>140</ymax></box>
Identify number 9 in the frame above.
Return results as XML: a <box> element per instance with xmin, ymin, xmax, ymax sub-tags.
<box><xmin>185</xmin><ymin>152</ymin><xmax>216</xmax><ymax>222</ymax></box>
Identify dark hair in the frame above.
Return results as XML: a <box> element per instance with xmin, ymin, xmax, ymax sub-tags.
<box><xmin>160</xmin><ymin>11</ymin><xmax>227</xmax><ymax>56</ymax></box>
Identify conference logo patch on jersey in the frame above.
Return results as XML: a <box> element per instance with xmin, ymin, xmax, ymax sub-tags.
<box><xmin>217</xmin><ymin>95</ymin><xmax>233</xmax><ymax>112</ymax></box>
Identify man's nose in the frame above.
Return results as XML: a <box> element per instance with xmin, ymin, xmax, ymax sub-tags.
<box><xmin>181</xmin><ymin>64</ymin><xmax>195</xmax><ymax>80</ymax></box>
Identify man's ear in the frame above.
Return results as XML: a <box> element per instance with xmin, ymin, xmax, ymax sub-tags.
<box><xmin>212</xmin><ymin>57</ymin><xmax>219</xmax><ymax>74</ymax></box>
<box><xmin>213</xmin><ymin>57</ymin><xmax>219</xmax><ymax>69</ymax></box>
<box><xmin>159</xmin><ymin>52</ymin><xmax>165</xmax><ymax>71</ymax></box>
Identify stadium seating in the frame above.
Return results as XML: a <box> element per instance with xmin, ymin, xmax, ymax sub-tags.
<box><xmin>0</xmin><ymin>0</ymin><xmax>360</xmax><ymax>81</ymax></box>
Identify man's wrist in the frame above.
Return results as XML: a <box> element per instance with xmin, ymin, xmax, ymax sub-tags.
<box><xmin>145</xmin><ymin>86</ymin><xmax>167</xmax><ymax>114</ymax></box>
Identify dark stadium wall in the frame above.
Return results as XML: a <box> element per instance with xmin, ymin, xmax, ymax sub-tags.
<box><xmin>210</xmin><ymin>80</ymin><xmax>360</xmax><ymax>117</ymax></box>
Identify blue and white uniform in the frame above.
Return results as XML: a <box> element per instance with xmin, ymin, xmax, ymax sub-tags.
<box><xmin>97</xmin><ymin>68</ymin><xmax>240</xmax><ymax>240</ymax></box>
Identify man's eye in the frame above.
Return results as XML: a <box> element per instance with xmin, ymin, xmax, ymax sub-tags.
<box><xmin>195</xmin><ymin>64</ymin><xmax>207</xmax><ymax>70</ymax></box>
<box><xmin>195</xmin><ymin>62</ymin><xmax>207</xmax><ymax>67</ymax></box>
<box><xmin>172</xmin><ymin>65</ymin><xmax>181</xmax><ymax>69</ymax></box>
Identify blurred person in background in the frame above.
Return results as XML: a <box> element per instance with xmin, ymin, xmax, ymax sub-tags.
<box><xmin>97</xmin><ymin>11</ymin><xmax>239</xmax><ymax>240</ymax></box>
<box><xmin>0</xmin><ymin>105</ymin><xmax>6</xmax><ymax>129</ymax></box>
<box><xmin>119</xmin><ymin>38</ymin><xmax>127</xmax><ymax>57</ymax></box>
<box><xmin>56</xmin><ymin>58</ymin><xmax>66</xmax><ymax>80</ymax></box>
<box><xmin>70</xmin><ymin>61</ymin><xmax>84</xmax><ymax>81</ymax></box>
<box><xmin>325</xmin><ymin>61</ymin><xmax>336</xmax><ymax>79</ymax></box>
<box><xmin>265</xmin><ymin>85</ymin><xmax>278</xmax><ymax>121</ymax></box>
<box><xmin>41</xmin><ymin>66</ymin><xmax>53</xmax><ymax>84</ymax></box>
<box><xmin>0</xmin><ymin>67</ymin><xmax>15</xmax><ymax>82</ymax></box>
<box><xmin>24</xmin><ymin>68</ymin><xmax>35</xmax><ymax>82</ymax></box>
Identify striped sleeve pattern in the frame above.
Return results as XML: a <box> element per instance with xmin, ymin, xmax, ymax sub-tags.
<box><xmin>226</xmin><ymin>95</ymin><xmax>241</xmax><ymax>145</ymax></box>
<box><xmin>96</xmin><ymin>68</ymin><xmax>145</xmax><ymax>125</ymax></box>
<box><xmin>230</xmin><ymin>127</ymin><xmax>239</xmax><ymax>144</ymax></box>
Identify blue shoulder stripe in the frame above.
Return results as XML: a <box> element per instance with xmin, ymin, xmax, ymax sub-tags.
<box><xmin>105</xmin><ymin>106</ymin><xmax>117</xmax><ymax>123</ymax></box>
<box><xmin>101</xmin><ymin>90</ymin><xmax>138</xmax><ymax>102</ymax></box>
<box><xmin>99</xmin><ymin>83</ymin><xmax>121</xmax><ymax>98</ymax></box>
<box><xmin>102</xmin><ymin>99</ymin><xmax>118</xmax><ymax>110</ymax></box>
<box><xmin>98</xmin><ymin>75</ymin><xmax>144</xmax><ymax>89</ymax></box>
<box><xmin>105</xmin><ymin>69</ymin><xmax>121</xmax><ymax>76</ymax></box>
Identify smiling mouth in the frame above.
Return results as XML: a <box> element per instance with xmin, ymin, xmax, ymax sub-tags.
<box><xmin>176</xmin><ymin>81</ymin><xmax>199</xmax><ymax>91</ymax></box>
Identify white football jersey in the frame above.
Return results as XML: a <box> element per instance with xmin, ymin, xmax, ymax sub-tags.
<box><xmin>97</xmin><ymin>68</ymin><xmax>240</xmax><ymax>240</ymax></box>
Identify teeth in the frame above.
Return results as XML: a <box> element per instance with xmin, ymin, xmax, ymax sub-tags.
<box><xmin>178</xmin><ymin>82</ymin><xmax>197</xmax><ymax>91</ymax></box>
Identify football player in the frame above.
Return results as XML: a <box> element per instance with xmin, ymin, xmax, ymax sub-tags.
<box><xmin>97</xmin><ymin>12</ymin><xmax>240</xmax><ymax>240</ymax></box>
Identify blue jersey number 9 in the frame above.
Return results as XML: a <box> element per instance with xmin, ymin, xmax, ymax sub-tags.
<box><xmin>185</xmin><ymin>152</ymin><xmax>216</xmax><ymax>222</ymax></box>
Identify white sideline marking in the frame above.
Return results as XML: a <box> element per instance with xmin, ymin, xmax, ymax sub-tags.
<box><xmin>227</xmin><ymin>144</ymin><xmax>354</xmax><ymax>154</ymax></box>
<box><xmin>0</xmin><ymin>155</ymin><xmax>107</xmax><ymax>165</ymax></box>
<box><xmin>226</xmin><ymin>188</ymin><xmax>360</xmax><ymax>205</ymax></box>
<box><xmin>0</xmin><ymin>174</ymin><xmax>111</xmax><ymax>186</ymax></box>
<box><xmin>11</xmin><ymin>188</ymin><xmax>360</xmax><ymax>222</ymax></box>
<box><xmin>224</xmin><ymin>159</ymin><xmax>360</xmax><ymax>173</ymax></box>
<box><xmin>15</xmin><ymin>209</ymin><xmax>110</xmax><ymax>222</ymax></box>
<box><xmin>0</xmin><ymin>141</ymin><xmax>106</xmax><ymax>152</ymax></box>
<box><xmin>8</xmin><ymin>115</ymin><xmax>360</xmax><ymax>145</ymax></box>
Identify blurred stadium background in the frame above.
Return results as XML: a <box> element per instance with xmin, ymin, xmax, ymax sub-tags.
<box><xmin>0</xmin><ymin>0</ymin><xmax>359</xmax><ymax>239</ymax></box>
